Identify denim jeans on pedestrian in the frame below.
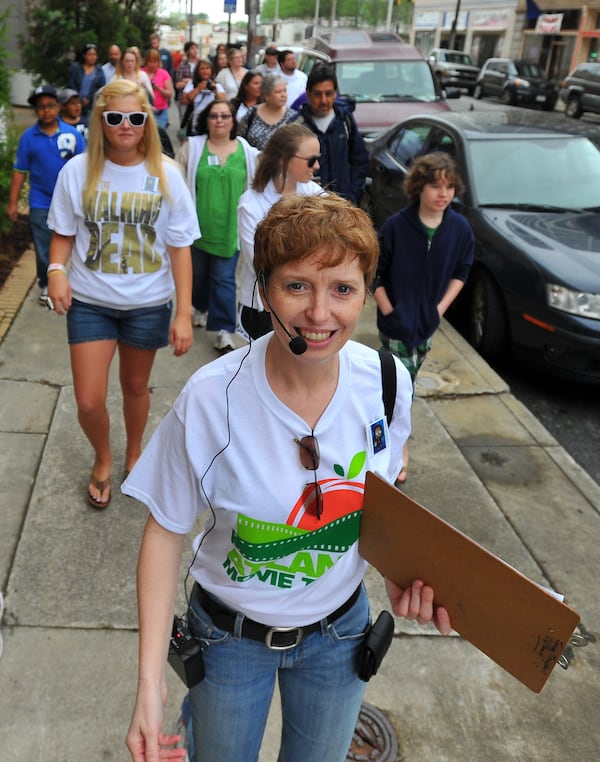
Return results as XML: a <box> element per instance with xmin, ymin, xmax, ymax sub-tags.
<box><xmin>29</xmin><ymin>207</ymin><xmax>51</xmax><ymax>288</ymax></box>
<box><xmin>186</xmin><ymin>585</ymin><xmax>370</xmax><ymax>762</ymax></box>
<box><xmin>192</xmin><ymin>246</ymin><xmax>238</xmax><ymax>333</ymax></box>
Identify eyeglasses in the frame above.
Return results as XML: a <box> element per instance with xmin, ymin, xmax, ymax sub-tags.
<box><xmin>294</xmin><ymin>434</ymin><xmax>324</xmax><ymax>519</ymax></box>
<box><xmin>35</xmin><ymin>102</ymin><xmax>58</xmax><ymax>111</ymax></box>
<box><xmin>102</xmin><ymin>111</ymin><xmax>148</xmax><ymax>127</ymax></box>
<box><xmin>293</xmin><ymin>154</ymin><xmax>321</xmax><ymax>168</ymax></box>
<box><xmin>208</xmin><ymin>113</ymin><xmax>233</xmax><ymax>121</ymax></box>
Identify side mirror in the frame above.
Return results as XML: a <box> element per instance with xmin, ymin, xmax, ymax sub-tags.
<box><xmin>444</xmin><ymin>87</ymin><xmax>462</xmax><ymax>99</ymax></box>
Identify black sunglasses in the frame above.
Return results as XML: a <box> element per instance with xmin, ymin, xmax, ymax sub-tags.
<box><xmin>294</xmin><ymin>434</ymin><xmax>323</xmax><ymax>519</ymax></box>
<box><xmin>102</xmin><ymin>111</ymin><xmax>148</xmax><ymax>127</ymax></box>
<box><xmin>293</xmin><ymin>154</ymin><xmax>321</xmax><ymax>168</ymax></box>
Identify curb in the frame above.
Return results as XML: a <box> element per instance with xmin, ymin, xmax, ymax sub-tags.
<box><xmin>0</xmin><ymin>247</ymin><xmax>36</xmax><ymax>345</ymax></box>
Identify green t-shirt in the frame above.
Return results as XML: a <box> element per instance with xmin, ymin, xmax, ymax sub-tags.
<box><xmin>194</xmin><ymin>142</ymin><xmax>247</xmax><ymax>257</ymax></box>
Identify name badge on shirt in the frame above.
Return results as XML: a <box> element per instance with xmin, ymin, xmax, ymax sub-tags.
<box><xmin>144</xmin><ymin>175</ymin><xmax>159</xmax><ymax>193</ymax></box>
<box><xmin>367</xmin><ymin>418</ymin><xmax>388</xmax><ymax>457</ymax></box>
<box><xmin>207</xmin><ymin>154</ymin><xmax>220</xmax><ymax>167</ymax></box>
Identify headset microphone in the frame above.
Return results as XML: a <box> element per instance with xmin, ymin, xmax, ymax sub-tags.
<box><xmin>257</xmin><ymin>271</ymin><xmax>308</xmax><ymax>356</ymax></box>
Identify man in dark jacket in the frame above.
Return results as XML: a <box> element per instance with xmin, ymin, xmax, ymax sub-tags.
<box><xmin>296</xmin><ymin>66</ymin><xmax>369</xmax><ymax>205</ymax></box>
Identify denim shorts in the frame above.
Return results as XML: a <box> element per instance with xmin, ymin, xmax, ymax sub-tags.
<box><xmin>66</xmin><ymin>298</ymin><xmax>172</xmax><ymax>349</ymax></box>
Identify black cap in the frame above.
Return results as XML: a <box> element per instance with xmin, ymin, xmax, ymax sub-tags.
<box><xmin>28</xmin><ymin>84</ymin><xmax>58</xmax><ymax>106</ymax></box>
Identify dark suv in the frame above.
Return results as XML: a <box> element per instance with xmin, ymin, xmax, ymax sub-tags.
<box><xmin>474</xmin><ymin>58</ymin><xmax>557</xmax><ymax>110</ymax></box>
<box><xmin>559</xmin><ymin>62</ymin><xmax>600</xmax><ymax>118</ymax></box>
<box><xmin>428</xmin><ymin>48</ymin><xmax>480</xmax><ymax>95</ymax></box>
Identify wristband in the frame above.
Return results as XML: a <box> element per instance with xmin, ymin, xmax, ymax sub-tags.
<box><xmin>47</xmin><ymin>263</ymin><xmax>67</xmax><ymax>275</ymax></box>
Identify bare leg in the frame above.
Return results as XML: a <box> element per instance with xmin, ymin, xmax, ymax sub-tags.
<box><xmin>118</xmin><ymin>343</ymin><xmax>157</xmax><ymax>474</ymax></box>
<box><xmin>397</xmin><ymin>440</ymin><xmax>409</xmax><ymax>484</ymax></box>
<box><xmin>70</xmin><ymin>339</ymin><xmax>117</xmax><ymax>503</ymax></box>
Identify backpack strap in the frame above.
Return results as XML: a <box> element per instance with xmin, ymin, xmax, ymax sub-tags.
<box><xmin>378</xmin><ymin>349</ymin><xmax>397</xmax><ymax>427</ymax></box>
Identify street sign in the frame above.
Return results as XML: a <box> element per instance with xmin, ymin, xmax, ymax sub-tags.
<box><xmin>224</xmin><ymin>1</ymin><xmax>237</xmax><ymax>12</ymax></box>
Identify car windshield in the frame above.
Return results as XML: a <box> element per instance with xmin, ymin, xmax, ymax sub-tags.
<box><xmin>443</xmin><ymin>52</ymin><xmax>474</xmax><ymax>65</ymax></box>
<box><xmin>470</xmin><ymin>136</ymin><xmax>600</xmax><ymax>209</ymax></box>
<box><xmin>515</xmin><ymin>61</ymin><xmax>545</xmax><ymax>78</ymax></box>
<box><xmin>336</xmin><ymin>60</ymin><xmax>437</xmax><ymax>102</ymax></box>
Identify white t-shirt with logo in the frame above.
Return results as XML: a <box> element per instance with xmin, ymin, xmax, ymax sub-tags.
<box><xmin>48</xmin><ymin>154</ymin><xmax>200</xmax><ymax>309</ymax></box>
<box><xmin>123</xmin><ymin>335</ymin><xmax>412</xmax><ymax>627</ymax></box>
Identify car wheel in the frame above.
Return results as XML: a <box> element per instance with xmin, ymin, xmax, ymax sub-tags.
<box><xmin>501</xmin><ymin>88</ymin><xmax>515</xmax><ymax>106</ymax></box>
<box><xmin>473</xmin><ymin>83</ymin><xmax>483</xmax><ymax>99</ymax></box>
<box><xmin>467</xmin><ymin>270</ymin><xmax>509</xmax><ymax>361</ymax></box>
<box><xmin>565</xmin><ymin>95</ymin><xmax>582</xmax><ymax>118</ymax></box>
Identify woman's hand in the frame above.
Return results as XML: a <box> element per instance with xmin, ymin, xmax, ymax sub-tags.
<box><xmin>385</xmin><ymin>578</ymin><xmax>452</xmax><ymax>635</ymax></box>
<box><xmin>126</xmin><ymin>683</ymin><xmax>185</xmax><ymax>761</ymax></box>
<box><xmin>47</xmin><ymin>272</ymin><xmax>72</xmax><ymax>315</ymax></box>
<box><xmin>169</xmin><ymin>314</ymin><xmax>193</xmax><ymax>356</ymax></box>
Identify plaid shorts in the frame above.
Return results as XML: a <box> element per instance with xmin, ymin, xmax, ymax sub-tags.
<box><xmin>379</xmin><ymin>333</ymin><xmax>432</xmax><ymax>385</ymax></box>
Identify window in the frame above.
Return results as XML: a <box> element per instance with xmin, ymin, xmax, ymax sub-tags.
<box><xmin>387</xmin><ymin>124</ymin><xmax>432</xmax><ymax>166</ymax></box>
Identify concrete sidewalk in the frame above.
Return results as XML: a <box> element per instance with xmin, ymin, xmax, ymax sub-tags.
<box><xmin>0</xmin><ymin>262</ymin><xmax>598</xmax><ymax>761</ymax></box>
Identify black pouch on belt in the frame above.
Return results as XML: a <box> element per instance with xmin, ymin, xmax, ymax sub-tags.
<box><xmin>357</xmin><ymin>610</ymin><xmax>395</xmax><ymax>682</ymax></box>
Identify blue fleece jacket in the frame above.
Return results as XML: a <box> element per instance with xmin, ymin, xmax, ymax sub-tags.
<box><xmin>296</xmin><ymin>103</ymin><xmax>369</xmax><ymax>205</ymax></box>
<box><xmin>376</xmin><ymin>203</ymin><xmax>474</xmax><ymax>348</ymax></box>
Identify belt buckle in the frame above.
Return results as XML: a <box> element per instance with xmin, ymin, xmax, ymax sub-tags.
<box><xmin>264</xmin><ymin>626</ymin><xmax>304</xmax><ymax>650</ymax></box>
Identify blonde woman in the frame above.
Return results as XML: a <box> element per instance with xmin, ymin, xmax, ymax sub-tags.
<box><xmin>116</xmin><ymin>47</ymin><xmax>154</xmax><ymax>103</ymax></box>
<box><xmin>215</xmin><ymin>46</ymin><xmax>246</xmax><ymax>99</ymax></box>
<box><xmin>47</xmin><ymin>80</ymin><xmax>199</xmax><ymax>508</ymax></box>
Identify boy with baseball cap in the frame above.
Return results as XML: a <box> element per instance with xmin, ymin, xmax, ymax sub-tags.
<box><xmin>6</xmin><ymin>85</ymin><xmax>86</xmax><ymax>304</ymax></box>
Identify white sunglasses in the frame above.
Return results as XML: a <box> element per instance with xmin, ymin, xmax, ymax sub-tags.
<box><xmin>102</xmin><ymin>111</ymin><xmax>148</xmax><ymax>127</ymax></box>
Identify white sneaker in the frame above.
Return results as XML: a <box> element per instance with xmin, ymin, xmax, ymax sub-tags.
<box><xmin>192</xmin><ymin>309</ymin><xmax>208</xmax><ymax>327</ymax></box>
<box><xmin>39</xmin><ymin>287</ymin><xmax>48</xmax><ymax>305</ymax></box>
<box><xmin>214</xmin><ymin>329</ymin><xmax>235</xmax><ymax>351</ymax></box>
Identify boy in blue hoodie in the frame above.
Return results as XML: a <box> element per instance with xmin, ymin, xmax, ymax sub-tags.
<box><xmin>372</xmin><ymin>152</ymin><xmax>474</xmax><ymax>482</ymax></box>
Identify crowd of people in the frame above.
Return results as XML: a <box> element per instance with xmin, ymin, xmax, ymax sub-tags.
<box><xmin>6</xmin><ymin>32</ymin><xmax>473</xmax><ymax>762</ymax></box>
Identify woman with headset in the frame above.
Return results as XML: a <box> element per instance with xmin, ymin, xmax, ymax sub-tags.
<box><xmin>123</xmin><ymin>194</ymin><xmax>451</xmax><ymax>762</ymax></box>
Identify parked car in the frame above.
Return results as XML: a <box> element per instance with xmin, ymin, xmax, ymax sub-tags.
<box><xmin>361</xmin><ymin>111</ymin><xmax>600</xmax><ymax>383</ymax></box>
<box><xmin>473</xmin><ymin>58</ymin><xmax>558</xmax><ymax>110</ymax></box>
<box><xmin>296</xmin><ymin>30</ymin><xmax>459</xmax><ymax>138</ymax></box>
<box><xmin>428</xmin><ymin>48</ymin><xmax>480</xmax><ymax>95</ymax></box>
<box><xmin>559</xmin><ymin>61</ymin><xmax>600</xmax><ymax>118</ymax></box>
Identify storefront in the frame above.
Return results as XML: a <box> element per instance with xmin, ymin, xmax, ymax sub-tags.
<box><xmin>411</xmin><ymin>1</ymin><xmax>519</xmax><ymax>65</ymax></box>
<box><xmin>522</xmin><ymin>3</ymin><xmax>600</xmax><ymax>77</ymax></box>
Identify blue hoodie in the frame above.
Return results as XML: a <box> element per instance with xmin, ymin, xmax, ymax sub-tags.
<box><xmin>376</xmin><ymin>203</ymin><xmax>474</xmax><ymax>348</ymax></box>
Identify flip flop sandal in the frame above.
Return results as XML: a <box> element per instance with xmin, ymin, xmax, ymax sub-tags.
<box><xmin>87</xmin><ymin>475</ymin><xmax>111</xmax><ymax>509</ymax></box>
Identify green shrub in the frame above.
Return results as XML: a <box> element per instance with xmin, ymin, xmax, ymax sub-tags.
<box><xmin>0</xmin><ymin>9</ymin><xmax>19</xmax><ymax>235</ymax></box>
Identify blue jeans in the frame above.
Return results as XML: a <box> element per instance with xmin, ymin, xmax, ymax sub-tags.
<box><xmin>29</xmin><ymin>207</ymin><xmax>51</xmax><ymax>288</ymax></box>
<box><xmin>66</xmin><ymin>298</ymin><xmax>172</xmax><ymax>348</ymax></box>
<box><xmin>192</xmin><ymin>246</ymin><xmax>238</xmax><ymax>333</ymax></box>
<box><xmin>153</xmin><ymin>108</ymin><xmax>168</xmax><ymax>129</ymax></box>
<box><xmin>186</xmin><ymin>585</ymin><xmax>370</xmax><ymax>762</ymax></box>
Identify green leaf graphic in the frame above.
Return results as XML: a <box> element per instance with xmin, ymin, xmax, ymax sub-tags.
<box><xmin>333</xmin><ymin>463</ymin><xmax>345</xmax><ymax>477</ymax></box>
<box><xmin>347</xmin><ymin>451</ymin><xmax>366</xmax><ymax>480</ymax></box>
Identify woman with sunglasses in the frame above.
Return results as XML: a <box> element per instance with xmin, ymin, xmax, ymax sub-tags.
<box><xmin>237</xmin><ymin>123</ymin><xmax>324</xmax><ymax>340</ymax></box>
<box><xmin>46</xmin><ymin>80</ymin><xmax>199</xmax><ymax>509</ymax></box>
<box><xmin>177</xmin><ymin>98</ymin><xmax>259</xmax><ymax>351</ymax></box>
<box><xmin>124</xmin><ymin>193</ymin><xmax>451</xmax><ymax>762</ymax></box>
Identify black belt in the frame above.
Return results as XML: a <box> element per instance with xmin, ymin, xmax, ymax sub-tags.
<box><xmin>192</xmin><ymin>583</ymin><xmax>361</xmax><ymax>650</ymax></box>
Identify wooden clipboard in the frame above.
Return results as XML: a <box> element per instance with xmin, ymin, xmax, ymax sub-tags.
<box><xmin>359</xmin><ymin>471</ymin><xmax>580</xmax><ymax>693</ymax></box>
